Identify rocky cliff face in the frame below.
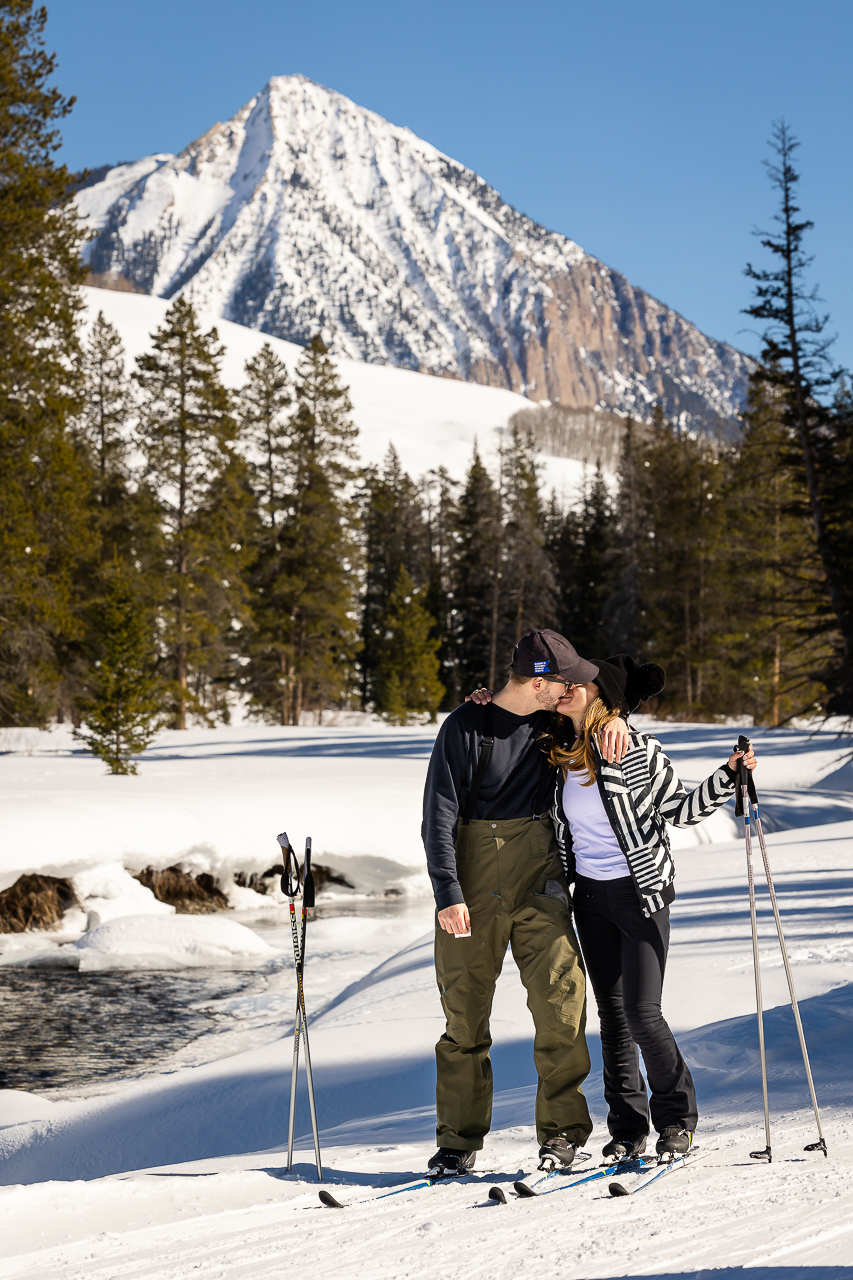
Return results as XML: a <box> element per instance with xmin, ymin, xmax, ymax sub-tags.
<box><xmin>77</xmin><ymin>74</ymin><xmax>752</xmax><ymax>428</ymax></box>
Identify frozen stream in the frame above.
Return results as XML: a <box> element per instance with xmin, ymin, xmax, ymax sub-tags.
<box><xmin>0</xmin><ymin>898</ymin><xmax>432</xmax><ymax>1096</ymax></box>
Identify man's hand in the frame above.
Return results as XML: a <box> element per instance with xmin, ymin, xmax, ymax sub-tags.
<box><xmin>601</xmin><ymin>717</ymin><xmax>629</xmax><ymax>764</ymax></box>
<box><xmin>728</xmin><ymin>744</ymin><xmax>757</xmax><ymax>773</ymax></box>
<box><xmin>438</xmin><ymin>903</ymin><xmax>471</xmax><ymax>935</ymax></box>
<box><xmin>465</xmin><ymin>688</ymin><xmax>492</xmax><ymax>705</ymax></box>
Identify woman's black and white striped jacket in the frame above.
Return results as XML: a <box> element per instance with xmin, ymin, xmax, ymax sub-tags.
<box><xmin>551</xmin><ymin>730</ymin><xmax>738</xmax><ymax>917</ymax></box>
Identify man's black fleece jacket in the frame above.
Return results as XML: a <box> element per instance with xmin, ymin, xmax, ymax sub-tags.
<box><xmin>421</xmin><ymin>701</ymin><xmax>555</xmax><ymax>911</ymax></box>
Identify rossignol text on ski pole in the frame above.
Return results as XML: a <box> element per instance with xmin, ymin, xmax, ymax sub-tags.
<box><xmin>277</xmin><ymin>831</ymin><xmax>323</xmax><ymax>1181</ymax></box>
<box><xmin>735</xmin><ymin>736</ymin><xmax>827</xmax><ymax>1159</ymax></box>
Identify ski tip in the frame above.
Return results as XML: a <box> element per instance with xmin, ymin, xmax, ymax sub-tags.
<box><xmin>609</xmin><ymin>1182</ymin><xmax>630</xmax><ymax>1197</ymax></box>
<box><xmin>513</xmin><ymin>1181</ymin><xmax>538</xmax><ymax>1198</ymax></box>
<box><xmin>318</xmin><ymin>1189</ymin><xmax>345</xmax><ymax>1208</ymax></box>
<box><xmin>488</xmin><ymin>1186</ymin><xmax>508</xmax><ymax>1204</ymax></box>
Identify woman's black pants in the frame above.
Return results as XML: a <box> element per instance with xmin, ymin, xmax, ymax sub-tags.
<box><xmin>573</xmin><ymin>874</ymin><xmax>697</xmax><ymax>1137</ymax></box>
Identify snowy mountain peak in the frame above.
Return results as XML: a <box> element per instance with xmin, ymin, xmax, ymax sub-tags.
<box><xmin>77</xmin><ymin>75</ymin><xmax>752</xmax><ymax>428</ymax></box>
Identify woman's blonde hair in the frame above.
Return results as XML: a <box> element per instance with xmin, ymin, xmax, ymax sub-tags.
<box><xmin>547</xmin><ymin>696</ymin><xmax>623</xmax><ymax>786</ymax></box>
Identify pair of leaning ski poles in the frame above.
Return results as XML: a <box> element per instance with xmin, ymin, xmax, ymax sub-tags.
<box><xmin>735</xmin><ymin>735</ymin><xmax>827</xmax><ymax>1161</ymax></box>
<box><xmin>277</xmin><ymin>831</ymin><xmax>323</xmax><ymax>1181</ymax></box>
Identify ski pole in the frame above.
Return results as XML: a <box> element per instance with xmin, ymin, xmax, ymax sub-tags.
<box><xmin>298</xmin><ymin>838</ymin><xmax>323</xmax><ymax>1181</ymax></box>
<box><xmin>278</xmin><ymin>832</ymin><xmax>323</xmax><ymax>1181</ymax></box>
<box><xmin>734</xmin><ymin>742</ymin><xmax>772</xmax><ymax>1162</ymax></box>
<box><xmin>736</xmin><ymin>737</ymin><xmax>827</xmax><ymax>1158</ymax></box>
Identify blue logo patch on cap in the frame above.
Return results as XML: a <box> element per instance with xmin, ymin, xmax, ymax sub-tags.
<box><xmin>534</xmin><ymin>660</ymin><xmax>551</xmax><ymax>674</ymax></box>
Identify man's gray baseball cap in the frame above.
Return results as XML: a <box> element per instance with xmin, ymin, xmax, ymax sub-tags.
<box><xmin>511</xmin><ymin>629</ymin><xmax>599</xmax><ymax>684</ymax></box>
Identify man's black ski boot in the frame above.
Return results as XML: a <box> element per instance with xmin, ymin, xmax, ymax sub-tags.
<box><xmin>537</xmin><ymin>1138</ymin><xmax>577</xmax><ymax>1170</ymax></box>
<box><xmin>427</xmin><ymin>1147</ymin><xmax>476</xmax><ymax>1175</ymax></box>
<box><xmin>655</xmin><ymin>1127</ymin><xmax>693</xmax><ymax>1158</ymax></box>
<box><xmin>602</xmin><ymin>1134</ymin><xmax>647</xmax><ymax>1162</ymax></box>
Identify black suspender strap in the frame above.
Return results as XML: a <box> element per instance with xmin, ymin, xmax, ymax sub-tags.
<box><xmin>461</xmin><ymin>703</ymin><xmax>494</xmax><ymax>825</ymax></box>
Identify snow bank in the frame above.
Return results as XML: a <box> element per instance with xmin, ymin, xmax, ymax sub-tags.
<box><xmin>57</xmin><ymin>914</ymin><xmax>278</xmax><ymax>970</ymax></box>
<box><xmin>72</xmin><ymin>862</ymin><xmax>174</xmax><ymax>927</ymax></box>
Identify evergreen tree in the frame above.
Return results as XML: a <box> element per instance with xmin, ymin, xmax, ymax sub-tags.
<box><xmin>726</xmin><ymin>374</ymin><xmax>831</xmax><ymax>723</ymax></box>
<box><xmin>744</xmin><ymin>121</ymin><xmax>853</xmax><ymax>708</ymax></box>
<box><xmin>246</xmin><ymin>336</ymin><xmax>360</xmax><ymax>724</ymax></box>
<box><xmin>374</xmin><ymin>568</ymin><xmax>444</xmax><ymax>724</ymax></box>
<box><xmin>135</xmin><ymin>298</ymin><xmax>249</xmax><ymax>728</ymax></box>
<box><xmin>498</xmin><ymin>427</ymin><xmax>556</xmax><ymax>653</ymax></box>
<box><xmin>421</xmin><ymin>466</ymin><xmax>460</xmax><ymax>708</ymax></box>
<box><xmin>454</xmin><ymin>446</ymin><xmax>503</xmax><ymax>690</ymax></box>
<box><xmin>237</xmin><ymin>342</ymin><xmax>292</xmax><ymax>526</ymax></box>
<box><xmin>360</xmin><ymin>446</ymin><xmax>429</xmax><ymax>707</ymax></box>
<box><xmin>602</xmin><ymin>418</ymin><xmax>644</xmax><ymax>654</ymax></box>
<box><xmin>73</xmin><ymin>571</ymin><xmax>164</xmax><ymax>774</ymax></box>
<box><xmin>0</xmin><ymin>1</ymin><xmax>96</xmax><ymax>725</ymax></box>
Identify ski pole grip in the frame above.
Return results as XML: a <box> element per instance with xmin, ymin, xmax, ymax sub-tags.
<box><xmin>303</xmin><ymin>837</ymin><xmax>315</xmax><ymax>909</ymax></box>
<box><xmin>732</xmin><ymin>737</ymin><xmax>758</xmax><ymax>810</ymax></box>
<box><xmin>278</xmin><ymin>832</ymin><xmax>302</xmax><ymax>897</ymax></box>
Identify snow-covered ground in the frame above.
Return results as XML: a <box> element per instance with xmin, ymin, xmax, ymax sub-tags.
<box><xmin>81</xmin><ymin>286</ymin><xmax>607</xmax><ymax>506</ymax></box>
<box><xmin>1</xmin><ymin>718</ymin><xmax>852</xmax><ymax>1277</ymax></box>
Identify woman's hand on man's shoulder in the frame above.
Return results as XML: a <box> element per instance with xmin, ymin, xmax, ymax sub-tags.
<box><xmin>465</xmin><ymin>688</ymin><xmax>493</xmax><ymax>705</ymax></box>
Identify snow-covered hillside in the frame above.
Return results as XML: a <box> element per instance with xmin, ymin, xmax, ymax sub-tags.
<box><xmin>81</xmin><ymin>286</ymin><xmax>600</xmax><ymax>500</ymax></box>
<box><xmin>77</xmin><ymin>75</ymin><xmax>754</xmax><ymax>430</ymax></box>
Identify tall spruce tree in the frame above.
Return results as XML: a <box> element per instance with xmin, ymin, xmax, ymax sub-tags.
<box><xmin>498</xmin><ymin>427</ymin><xmax>556</xmax><ymax>655</ymax></box>
<box><xmin>421</xmin><ymin>466</ymin><xmax>460</xmax><ymax>708</ymax></box>
<box><xmin>454</xmin><ymin>446</ymin><xmax>503</xmax><ymax>690</ymax></box>
<box><xmin>135</xmin><ymin>298</ymin><xmax>251</xmax><ymax>728</ymax></box>
<box><xmin>73</xmin><ymin>571</ymin><xmax>164</xmax><ymax>774</ymax></box>
<box><xmin>246</xmin><ymin>336</ymin><xmax>359</xmax><ymax>723</ymax></box>
<box><xmin>373</xmin><ymin>568</ymin><xmax>444</xmax><ymax>724</ymax></box>
<box><xmin>238</xmin><ymin>342</ymin><xmax>292</xmax><ymax>526</ymax></box>
<box><xmin>360</xmin><ymin>446</ymin><xmax>429</xmax><ymax>707</ymax></box>
<box><xmin>0</xmin><ymin>2</ymin><xmax>97</xmax><ymax>725</ymax></box>
<box><xmin>744</xmin><ymin>121</ymin><xmax>853</xmax><ymax>709</ymax></box>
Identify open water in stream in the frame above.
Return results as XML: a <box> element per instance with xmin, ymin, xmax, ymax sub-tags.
<box><xmin>0</xmin><ymin>899</ymin><xmax>420</xmax><ymax>1095</ymax></box>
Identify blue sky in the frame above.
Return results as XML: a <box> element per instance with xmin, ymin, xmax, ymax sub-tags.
<box><xmin>48</xmin><ymin>0</ymin><xmax>852</xmax><ymax>369</ymax></box>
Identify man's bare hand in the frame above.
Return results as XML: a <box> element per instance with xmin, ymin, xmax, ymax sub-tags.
<box><xmin>465</xmin><ymin>688</ymin><xmax>492</xmax><ymax>705</ymax></box>
<box><xmin>438</xmin><ymin>903</ymin><xmax>471</xmax><ymax>935</ymax></box>
<box><xmin>601</xmin><ymin>717</ymin><xmax>629</xmax><ymax>764</ymax></box>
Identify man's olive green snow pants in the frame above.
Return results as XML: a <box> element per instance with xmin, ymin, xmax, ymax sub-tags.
<box><xmin>434</xmin><ymin>816</ymin><xmax>592</xmax><ymax>1151</ymax></box>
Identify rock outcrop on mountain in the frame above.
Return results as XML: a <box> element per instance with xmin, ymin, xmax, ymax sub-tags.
<box><xmin>77</xmin><ymin>75</ymin><xmax>752</xmax><ymax>428</ymax></box>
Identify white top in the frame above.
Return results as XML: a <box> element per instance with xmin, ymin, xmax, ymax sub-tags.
<box><xmin>562</xmin><ymin>769</ymin><xmax>630</xmax><ymax>881</ymax></box>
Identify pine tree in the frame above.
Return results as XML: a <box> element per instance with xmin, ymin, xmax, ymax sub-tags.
<box><xmin>725</xmin><ymin>374</ymin><xmax>831</xmax><ymax>723</ymax></box>
<box><xmin>744</xmin><ymin>121</ymin><xmax>852</xmax><ymax>708</ymax></box>
<box><xmin>602</xmin><ymin>418</ymin><xmax>644</xmax><ymax>654</ymax></box>
<box><xmin>421</xmin><ymin>466</ymin><xmax>460</xmax><ymax>707</ymax></box>
<box><xmin>454</xmin><ymin>446</ymin><xmax>503</xmax><ymax>691</ymax></box>
<box><xmin>0</xmin><ymin>2</ymin><xmax>97</xmax><ymax>726</ymax></box>
<box><xmin>73</xmin><ymin>572</ymin><xmax>164</xmax><ymax>774</ymax></box>
<box><xmin>374</xmin><ymin>569</ymin><xmax>444</xmax><ymax>724</ymax></box>
<box><xmin>246</xmin><ymin>336</ymin><xmax>360</xmax><ymax>724</ymax></box>
<box><xmin>135</xmin><ymin>298</ymin><xmax>249</xmax><ymax>728</ymax></box>
<box><xmin>361</xmin><ymin>446</ymin><xmax>429</xmax><ymax>706</ymax></box>
<box><xmin>498</xmin><ymin>426</ymin><xmax>556</xmax><ymax>654</ymax></box>
<box><xmin>237</xmin><ymin>342</ymin><xmax>292</xmax><ymax>526</ymax></box>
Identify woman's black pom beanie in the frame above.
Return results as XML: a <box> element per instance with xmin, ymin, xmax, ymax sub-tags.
<box><xmin>592</xmin><ymin>654</ymin><xmax>666</xmax><ymax>715</ymax></box>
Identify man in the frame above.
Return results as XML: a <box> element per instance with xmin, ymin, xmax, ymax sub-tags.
<box><xmin>421</xmin><ymin>629</ymin><xmax>628</xmax><ymax>1174</ymax></box>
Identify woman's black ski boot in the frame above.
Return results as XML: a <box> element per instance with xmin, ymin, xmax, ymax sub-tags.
<box><xmin>537</xmin><ymin>1138</ymin><xmax>577</xmax><ymax>1170</ymax></box>
<box><xmin>427</xmin><ymin>1147</ymin><xmax>476</xmax><ymax>1175</ymax></box>
<box><xmin>655</xmin><ymin>1127</ymin><xmax>693</xmax><ymax>1157</ymax></box>
<box><xmin>602</xmin><ymin>1134</ymin><xmax>647</xmax><ymax>1162</ymax></box>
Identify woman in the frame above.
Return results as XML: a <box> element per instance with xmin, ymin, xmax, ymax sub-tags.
<box><xmin>548</xmin><ymin>654</ymin><xmax>756</xmax><ymax>1160</ymax></box>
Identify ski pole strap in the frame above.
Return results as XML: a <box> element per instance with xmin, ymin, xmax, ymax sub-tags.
<box><xmin>462</xmin><ymin>703</ymin><xmax>494</xmax><ymax>825</ymax></box>
<box><xmin>282</xmin><ymin>845</ymin><xmax>302</xmax><ymax>898</ymax></box>
<box><xmin>733</xmin><ymin>735</ymin><xmax>758</xmax><ymax>816</ymax></box>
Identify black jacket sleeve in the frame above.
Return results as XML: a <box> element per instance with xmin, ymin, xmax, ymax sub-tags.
<box><xmin>421</xmin><ymin>712</ymin><xmax>470</xmax><ymax>911</ymax></box>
